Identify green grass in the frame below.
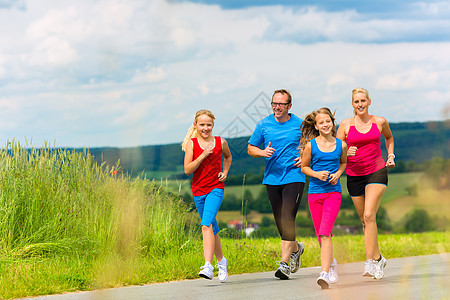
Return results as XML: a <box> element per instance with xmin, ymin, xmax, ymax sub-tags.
<box><xmin>1</xmin><ymin>232</ymin><xmax>448</xmax><ymax>299</ymax></box>
<box><xmin>0</xmin><ymin>141</ymin><xmax>447</xmax><ymax>299</ymax></box>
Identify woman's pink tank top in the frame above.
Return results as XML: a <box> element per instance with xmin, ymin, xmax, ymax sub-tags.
<box><xmin>345</xmin><ymin>116</ymin><xmax>385</xmax><ymax>176</ymax></box>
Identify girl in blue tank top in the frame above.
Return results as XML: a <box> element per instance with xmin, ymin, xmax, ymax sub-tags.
<box><xmin>299</xmin><ymin>107</ymin><xmax>347</xmax><ymax>289</ymax></box>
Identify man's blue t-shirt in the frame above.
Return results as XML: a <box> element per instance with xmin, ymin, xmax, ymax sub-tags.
<box><xmin>308</xmin><ymin>138</ymin><xmax>343</xmax><ymax>194</ymax></box>
<box><xmin>248</xmin><ymin>113</ymin><xmax>305</xmax><ymax>185</ymax></box>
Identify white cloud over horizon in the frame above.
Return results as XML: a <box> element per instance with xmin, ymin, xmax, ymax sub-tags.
<box><xmin>0</xmin><ymin>0</ymin><xmax>449</xmax><ymax>148</ymax></box>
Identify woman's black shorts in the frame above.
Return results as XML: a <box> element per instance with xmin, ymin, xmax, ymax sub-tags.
<box><xmin>347</xmin><ymin>167</ymin><xmax>388</xmax><ymax>197</ymax></box>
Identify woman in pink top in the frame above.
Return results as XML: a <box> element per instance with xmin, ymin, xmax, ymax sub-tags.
<box><xmin>337</xmin><ymin>88</ymin><xmax>395</xmax><ymax>280</ymax></box>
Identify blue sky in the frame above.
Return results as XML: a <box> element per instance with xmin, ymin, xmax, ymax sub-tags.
<box><xmin>0</xmin><ymin>0</ymin><xmax>449</xmax><ymax>147</ymax></box>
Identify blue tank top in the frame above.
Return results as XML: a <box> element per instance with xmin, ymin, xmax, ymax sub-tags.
<box><xmin>308</xmin><ymin>138</ymin><xmax>343</xmax><ymax>194</ymax></box>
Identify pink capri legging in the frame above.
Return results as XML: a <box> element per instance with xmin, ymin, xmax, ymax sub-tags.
<box><xmin>308</xmin><ymin>192</ymin><xmax>341</xmax><ymax>243</ymax></box>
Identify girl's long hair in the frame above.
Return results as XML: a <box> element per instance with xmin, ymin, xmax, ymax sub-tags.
<box><xmin>299</xmin><ymin>107</ymin><xmax>336</xmax><ymax>155</ymax></box>
<box><xmin>181</xmin><ymin>109</ymin><xmax>216</xmax><ymax>151</ymax></box>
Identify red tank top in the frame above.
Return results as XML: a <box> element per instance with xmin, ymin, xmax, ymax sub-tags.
<box><xmin>345</xmin><ymin>116</ymin><xmax>385</xmax><ymax>176</ymax></box>
<box><xmin>191</xmin><ymin>136</ymin><xmax>224</xmax><ymax>196</ymax></box>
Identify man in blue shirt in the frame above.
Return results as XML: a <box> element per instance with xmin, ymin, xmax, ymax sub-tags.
<box><xmin>248</xmin><ymin>89</ymin><xmax>306</xmax><ymax>280</ymax></box>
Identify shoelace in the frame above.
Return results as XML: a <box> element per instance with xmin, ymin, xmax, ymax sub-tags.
<box><xmin>215</xmin><ymin>263</ymin><xmax>226</xmax><ymax>271</ymax></box>
<box><xmin>200</xmin><ymin>264</ymin><xmax>213</xmax><ymax>270</ymax></box>
<box><xmin>276</xmin><ymin>261</ymin><xmax>289</xmax><ymax>269</ymax></box>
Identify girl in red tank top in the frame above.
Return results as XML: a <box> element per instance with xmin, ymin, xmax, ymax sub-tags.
<box><xmin>337</xmin><ymin>87</ymin><xmax>395</xmax><ymax>280</ymax></box>
<box><xmin>182</xmin><ymin>110</ymin><xmax>232</xmax><ymax>282</ymax></box>
<box><xmin>191</xmin><ymin>136</ymin><xmax>225</xmax><ymax>196</ymax></box>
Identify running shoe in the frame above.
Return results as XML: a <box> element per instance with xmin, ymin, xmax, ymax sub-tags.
<box><xmin>290</xmin><ymin>242</ymin><xmax>305</xmax><ymax>273</ymax></box>
<box><xmin>373</xmin><ymin>255</ymin><xmax>387</xmax><ymax>280</ymax></box>
<box><xmin>328</xmin><ymin>258</ymin><xmax>338</xmax><ymax>283</ymax></box>
<box><xmin>363</xmin><ymin>259</ymin><xmax>375</xmax><ymax>277</ymax></box>
<box><xmin>216</xmin><ymin>257</ymin><xmax>228</xmax><ymax>283</ymax></box>
<box><xmin>275</xmin><ymin>261</ymin><xmax>290</xmax><ymax>280</ymax></box>
<box><xmin>316</xmin><ymin>271</ymin><xmax>330</xmax><ymax>289</ymax></box>
<box><xmin>199</xmin><ymin>262</ymin><xmax>213</xmax><ymax>280</ymax></box>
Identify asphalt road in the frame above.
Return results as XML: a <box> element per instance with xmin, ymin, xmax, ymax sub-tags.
<box><xmin>24</xmin><ymin>253</ymin><xmax>449</xmax><ymax>300</ymax></box>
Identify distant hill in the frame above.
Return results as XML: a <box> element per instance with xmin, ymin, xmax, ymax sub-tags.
<box><xmin>82</xmin><ymin>121</ymin><xmax>449</xmax><ymax>178</ymax></box>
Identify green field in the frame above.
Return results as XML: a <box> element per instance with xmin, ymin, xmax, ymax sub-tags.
<box><xmin>163</xmin><ymin>171</ymin><xmax>450</xmax><ymax>231</ymax></box>
<box><xmin>161</xmin><ymin>172</ymin><xmax>423</xmax><ymax>200</ymax></box>
<box><xmin>0</xmin><ymin>142</ymin><xmax>447</xmax><ymax>299</ymax></box>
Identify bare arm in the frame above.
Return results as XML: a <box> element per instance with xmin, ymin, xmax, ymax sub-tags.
<box><xmin>336</xmin><ymin>119</ymin><xmax>349</xmax><ymax>141</ymax></box>
<box><xmin>184</xmin><ymin>139</ymin><xmax>214</xmax><ymax>176</ymax></box>
<box><xmin>337</xmin><ymin>118</ymin><xmax>357</xmax><ymax>156</ymax></box>
<box><xmin>300</xmin><ymin>142</ymin><xmax>330</xmax><ymax>181</ymax></box>
<box><xmin>377</xmin><ymin>116</ymin><xmax>395</xmax><ymax>168</ymax></box>
<box><xmin>219</xmin><ymin>138</ymin><xmax>232</xmax><ymax>182</ymax></box>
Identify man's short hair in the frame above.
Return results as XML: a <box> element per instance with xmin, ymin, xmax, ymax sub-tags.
<box><xmin>272</xmin><ymin>89</ymin><xmax>292</xmax><ymax>103</ymax></box>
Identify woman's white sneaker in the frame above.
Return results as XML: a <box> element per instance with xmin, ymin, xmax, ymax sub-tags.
<box><xmin>328</xmin><ymin>258</ymin><xmax>338</xmax><ymax>283</ymax></box>
<box><xmin>217</xmin><ymin>257</ymin><xmax>228</xmax><ymax>283</ymax></box>
<box><xmin>199</xmin><ymin>262</ymin><xmax>213</xmax><ymax>280</ymax></box>
<box><xmin>316</xmin><ymin>271</ymin><xmax>330</xmax><ymax>289</ymax></box>
<box><xmin>373</xmin><ymin>255</ymin><xmax>387</xmax><ymax>280</ymax></box>
<box><xmin>363</xmin><ymin>259</ymin><xmax>375</xmax><ymax>277</ymax></box>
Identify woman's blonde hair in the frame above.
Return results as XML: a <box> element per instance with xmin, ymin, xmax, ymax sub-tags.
<box><xmin>299</xmin><ymin>107</ymin><xmax>336</xmax><ymax>154</ymax></box>
<box><xmin>352</xmin><ymin>87</ymin><xmax>371</xmax><ymax>115</ymax></box>
<box><xmin>181</xmin><ymin>109</ymin><xmax>216</xmax><ymax>151</ymax></box>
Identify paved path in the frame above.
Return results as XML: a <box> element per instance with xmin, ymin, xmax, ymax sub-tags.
<box><xmin>24</xmin><ymin>253</ymin><xmax>449</xmax><ymax>300</ymax></box>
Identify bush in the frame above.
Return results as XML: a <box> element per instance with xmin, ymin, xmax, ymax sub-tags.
<box><xmin>403</xmin><ymin>209</ymin><xmax>436</xmax><ymax>233</ymax></box>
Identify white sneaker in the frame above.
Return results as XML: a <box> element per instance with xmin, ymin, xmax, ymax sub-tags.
<box><xmin>216</xmin><ymin>257</ymin><xmax>228</xmax><ymax>283</ymax></box>
<box><xmin>275</xmin><ymin>261</ymin><xmax>290</xmax><ymax>280</ymax></box>
<box><xmin>316</xmin><ymin>271</ymin><xmax>330</xmax><ymax>289</ymax></box>
<box><xmin>290</xmin><ymin>242</ymin><xmax>305</xmax><ymax>273</ymax></box>
<box><xmin>363</xmin><ymin>259</ymin><xmax>375</xmax><ymax>277</ymax></box>
<box><xmin>199</xmin><ymin>262</ymin><xmax>213</xmax><ymax>280</ymax></box>
<box><xmin>373</xmin><ymin>255</ymin><xmax>387</xmax><ymax>280</ymax></box>
<box><xmin>328</xmin><ymin>258</ymin><xmax>338</xmax><ymax>283</ymax></box>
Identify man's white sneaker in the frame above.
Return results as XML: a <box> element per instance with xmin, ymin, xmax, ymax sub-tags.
<box><xmin>275</xmin><ymin>261</ymin><xmax>290</xmax><ymax>280</ymax></box>
<box><xmin>373</xmin><ymin>255</ymin><xmax>387</xmax><ymax>280</ymax></box>
<box><xmin>363</xmin><ymin>259</ymin><xmax>375</xmax><ymax>277</ymax></box>
<box><xmin>328</xmin><ymin>258</ymin><xmax>338</xmax><ymax>283</ymax></box>
<box><xmin>216</xmin><ymin>257</ymin><xmax>228</xmax><ymax>283</ymax></box>
<box><xmin>199</xmin><ymin>262</ymin><xmax>213</xmax><ymax>280</ymax></box>
<box><xmin>316</xmin><ymin>271</ymin><xmax>330</xmax><ymax>289</ymax></box>
<box><xmin>290</xmin><ymin>242</ymin><xmax>305</xmax><ymax>273</ymax></box>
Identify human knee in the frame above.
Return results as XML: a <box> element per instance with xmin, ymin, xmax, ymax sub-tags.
<box><xmin>320</xmin><ymin>235</ymin><xmax>331</xmax><ymax>241</ymax></box>
<box><xmin>363</xmin><ymin>211</ymin><xmax>376</xmax><ymax>223</ymax></box>
<box><xmin>201</xmin><ymin>224</ymin><xmax>213</xmax><ymax>233</ymax></box>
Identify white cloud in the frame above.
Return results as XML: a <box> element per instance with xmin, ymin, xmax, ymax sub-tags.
<box><xmin>131</xmin><ymin>67</ymin><xmax>166</xmax><ymax>83</ymax></box>
<box><xmin>376</xmin><ymin>69</ymin><xmax>440</xmax><ymax>90</ymax></box>
<box><xmin>0</xmin><ymin>0</ymin><xmax>449</xmax><ymax>147</ymax></box>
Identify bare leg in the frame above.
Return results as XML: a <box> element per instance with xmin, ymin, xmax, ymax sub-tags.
<box><xmin>320</xmin><ymin>235</ymin><xmax>333</xmax><ymax>272</ymax></box>
<box><xmin>214</xmin><ymin>233</ymin><xmax>224</xmax><ymax>262</ymax></box>
<box><xmin>352</xmin><ymin>195</ymin><xmax>366</xmax><ymax>232</ymax></box>
<box><xmin>202</xmin><ymin>225</ymin><xmax>215</xmax><ymax>263</ymax></box>
<box><xmin>363</xmin><ymin>184</ymin><xmax>387</xmax><ymax>260</ymax></box>
<box><xmin>281</xmin><ymin>240</ymin><xmax>298</xmax><ymax>263</ymax></box>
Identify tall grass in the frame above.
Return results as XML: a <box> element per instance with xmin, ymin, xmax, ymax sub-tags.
<box><xmin>0</xmin><ymin>139</ymin><xmax>198</xmax><ymax>266</ymax></box>
<box><xmin>0</xmin><ymin>140</ymin><xmax>448</xmax><ymax>299</ymax></box>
